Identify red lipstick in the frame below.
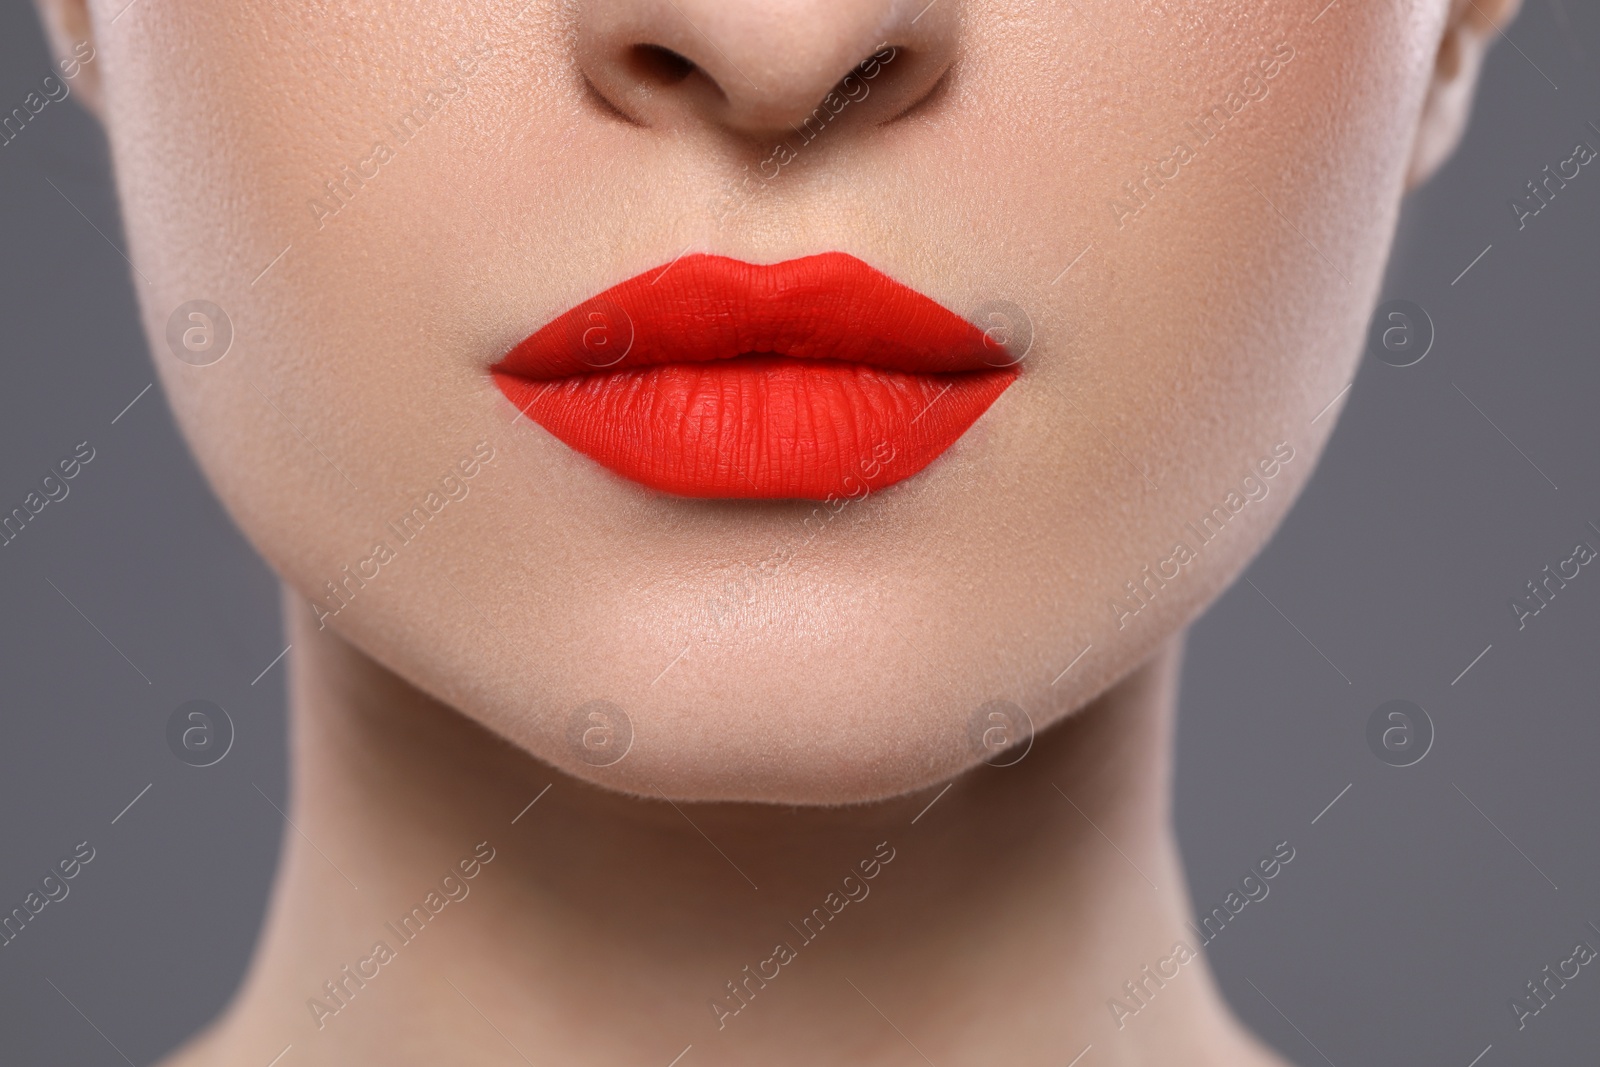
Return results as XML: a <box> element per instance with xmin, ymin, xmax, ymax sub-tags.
<box><xmin>491</xmin><ymin>253</ymin><xmax>1018</xmax><ymax>500</ymax></box>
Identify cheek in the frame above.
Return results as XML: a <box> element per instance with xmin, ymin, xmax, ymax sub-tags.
<box><xmin>827</xmin><ymin>0</ymin><xmax>1437</xmax><ymax>711</ymax></box>
<box><xmin>105</xmin><ymin>2</ymin><xmax>574</xmax><ymax>603</ymax></box>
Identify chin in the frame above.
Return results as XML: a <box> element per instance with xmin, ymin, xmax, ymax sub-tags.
<box><xmin>460</xmin><ymin>652</ymin><xmax>983</xmax><ymax>805</ymax></box>
<box><xmin>303</xmin><ymin>502</ymin><xmax>1210</xmax><ymax>805</ymax></box>
<box><xmin>428</xmin><ymin>619</ymin><xmax>1143</xmax><ymax>805</ymax></box>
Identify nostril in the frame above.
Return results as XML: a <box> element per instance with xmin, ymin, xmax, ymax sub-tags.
<box><xmin>827</xmin><ymin>44</ymin><xmax>936</xmax><ymax>125</ymax></box>
<box><xmin>851</xmin><ymin>46</ymin><xmax>899</xmax><ymax>81</ymax></box>
<box><xmin>629</xmin><ymin>44</ymin><xmax>699</xmax><ymax>87</ymax></box>
<box><xmin>582</xmin><ymin>25</ymin><xmax>948</xmax><ymax>135</ymax></box>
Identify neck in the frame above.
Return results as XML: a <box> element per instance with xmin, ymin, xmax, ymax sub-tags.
<box><xmin>182</xmin><ymin>592</ymin><xmax>1281</xmax><ymax>1066</ymax></box>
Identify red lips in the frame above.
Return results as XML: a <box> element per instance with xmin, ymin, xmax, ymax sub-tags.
<box><xmin>491</xmin><ymin>253</ymin><xmax>1018</xmax><ymax>500</ymax></box>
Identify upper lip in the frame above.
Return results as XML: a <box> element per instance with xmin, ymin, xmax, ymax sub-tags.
<box><xmin>493</xmin><ymin>251</ymin><xmax>1009</xmax><ymax>379</ymax></box>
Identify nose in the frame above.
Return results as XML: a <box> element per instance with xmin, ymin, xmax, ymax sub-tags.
<box><xmin>576</xmin><ymin>0</ymin><xmax>960</xmax><ymax>139</ymax></box>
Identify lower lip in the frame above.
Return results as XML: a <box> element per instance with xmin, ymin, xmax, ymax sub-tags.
<box><xmin>492</xmin><ymin>356</ymin><xmax>1016</xmax><ymax>500</ymax></box>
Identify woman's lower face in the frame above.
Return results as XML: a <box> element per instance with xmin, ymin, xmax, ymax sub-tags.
<box><xmin>89</xmin><ymin>0</ymin><xmax>1448</xmax><ymax>802</ymax></box>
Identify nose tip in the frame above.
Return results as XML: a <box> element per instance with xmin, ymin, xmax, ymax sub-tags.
<box><xmin>577</xmin><ymin>0</ymin><xmax>959</xmax><ymax>138</ymax></box>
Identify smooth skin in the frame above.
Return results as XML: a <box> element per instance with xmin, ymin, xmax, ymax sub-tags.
<box><xmin>33</xmin><ymin>0</ymin><xmax>1518</xmax><ymax>1063</ymax></box>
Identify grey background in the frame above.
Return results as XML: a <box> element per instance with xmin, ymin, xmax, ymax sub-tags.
<box><xmin>2</xmin><ymin>3</ymin><xmax>1597</xmax><ymax>1064</ymax></box>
